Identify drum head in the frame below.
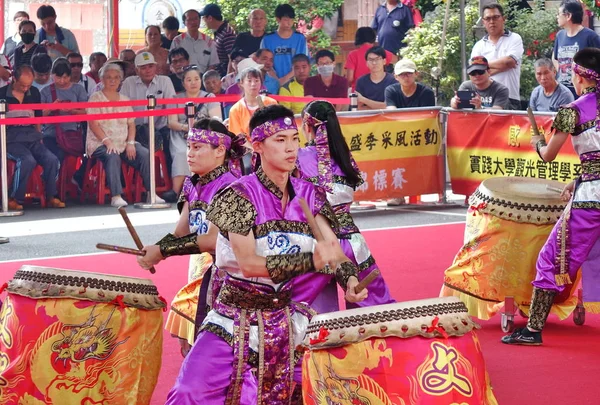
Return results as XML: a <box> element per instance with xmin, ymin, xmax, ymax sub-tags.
<box><xmin>481</xmin><ymin>177</ymin><xmax>566</xmax><ymax>203</ymax></box>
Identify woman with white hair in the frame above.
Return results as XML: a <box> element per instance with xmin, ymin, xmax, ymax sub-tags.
<box><xmin>86</xmin><ymin>62</ymin><xmax>165</xmax><ymax>207</ymax></box>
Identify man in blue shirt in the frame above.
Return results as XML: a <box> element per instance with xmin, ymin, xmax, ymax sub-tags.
<box><xmin>371</xmin><ymin>0</ymin><xmax>414</xmax><ymax>55</ymax></box>
<box><xmin>260</xmin><ymin>4</ymin><xmax>309</xmax><ymax>86</ymax></box>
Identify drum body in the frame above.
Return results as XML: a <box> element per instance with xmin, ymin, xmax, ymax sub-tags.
<box><xmin>302</xmin><ymin>297</ymin><xmax>497</xmax><ymax>405</ymax></box>
<box><xmin>0</xmin><ymin>266</ymin><xmax>165</xmax><ymax>405</ymax></box>
<box><xmin>442</xmin><ymin>177</ymin><xmax>580</xmax><ymax>320</ymax></box>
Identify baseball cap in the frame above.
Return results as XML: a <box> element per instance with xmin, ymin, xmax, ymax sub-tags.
<box><xmin>467</xmin><ymin>56</ymin><xmax>489</xmax><ymax>74</ymax></box>
<box><xmin>134</xmin><ymin>52</ymin><xmax>157</xmax><ymax>67</ymax></box>
<box><xmin>394</xmin><ymin>59</ymin><xmax>417</xmax><ymax>75</ymax></box>
<box><xmin>199</xmin><ymin>4</ymin><xmax>222</xmax><ymax>19</ymax></box>
<box><xmin>236</xmin><ymin>58</ymin><xmax>264</xmax><ymax>80</ymax></box>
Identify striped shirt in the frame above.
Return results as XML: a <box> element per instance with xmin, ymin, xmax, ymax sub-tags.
<box><xmin>214</xmin><ymin>21</ymin><xmax>236</xmax><ymax>77</ymax></box>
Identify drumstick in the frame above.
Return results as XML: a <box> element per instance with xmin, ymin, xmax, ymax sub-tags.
<box><xmin>96</xmin><ymin>243</ymin><xmax>146</xmax><ymax>256</ymax></box>
<box><xmin>354</xmin><ymin>269</ymin><xmax>380</xmax><ymax>294</ymax></box>
<box><xmin>118</xmin><ymin>207</ymin><xmax>156</xmax><ymax>274</ymax></box>
<box><xmin>546</xmin><ymin>185</ymin><xmax>563</xmax><ymax>194</ymax></box>
<box><xmin>298</xmin><ymin>198</ymin><xmax>324</xmax><ymax>241</ymax></box>
<box><xmin>527</xmin><ymin>107</ymin><xmax>542</xmax><ymax>138</ymax></box>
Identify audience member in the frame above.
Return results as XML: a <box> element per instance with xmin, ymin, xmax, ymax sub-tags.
<box><xmin>170</xmin><ymin>9</ymin><xmax>219</xmax><ymax>74</ymax></box>
<box><xmin>371</xmin><ymin>0</ymin><xmax>414</xmax><ymax>54</ymax></box>
<box><xmin>203</xmin><ymin>69</ymin><xmax>226</xmax><ymax>118</ymax></box>
<box><xmin>2</xmin><ymin>65</ymin><xmax>64</xmax><ymax>210</ymax></box>
<box><xmin>554</xmin><ymin>0</ymin><xmax>600</xmax><ymax>97</ymax></box>
<box><xmin>228</xmin><ymin>67</ymin><xmax>277</xmax><ymax>138</ymax></box>
<box><xmin>233</xmin><ymin>9</ymin><xmax>267</xmax><ymax>58</ymax></box>
<box><xmin>255</xmin><ymin>48</ymin><xmax>280</xmax><ymax>94</ymax></box>
<box><xmin>0</xmin><ymin>54</ymin><xmax>9</xmax><ymax>88</ymax></box>
<box><xmin>2</xmin><ymin>11</ymin><xmax>29</xmax><ymax>59</ymax></box>
<box><xmin>10</xmin><ymin>20</ymin><xmax>46</xmax><ymax>70</ymax></box>
<box><xmin>138</xmin><ymin>25</ymin><xmax>170</xmax><ymax>76</ymax></box>
<box><xmin>87</xmin><ymin>63</ymin><xmax>163</xmax><ymax>208</ymax></box>
<box><xmin>35</xmin><ymin>5</ymin><xmax>79</xmax><ymax>60</ymax></box>
<box><xmin>161</xmin><ymin>16</ymin><xmax>180</xmax><ymax>49</ymax></box>
<box><xmin>86</xmin><ymin>52</ymin><xmax>107</xmax><ymax>83</ymax></box>
<box><xmin>120</xmin><ymin>52</ymin><xmax>176</xmax><ymax>154</ymax></box>
<box><xmin>120</xmin><ymin>49</ymin><xmax>136</xmax><ymax>65</ymax></box>
<box><xmin>68</xmin><ymin>52</ymin><xmax>96</xmax><ymax>96</ymax></box>
<box><xmin>304</xmin><ymin>50</ymin><xmax>349</xmax><ymax>111</ymax></box>
<box><xmin>529</xmin><ymin>57</ymin><xmax>574</xmax><ymax>112</ymax></box>
<box><xmin>223</xmin><ymin>58</ymin><xmax>267</xmax><ymax>113</ymax></box>
<box><xmin>168</xmin><ymin>48</ymin><xmax>190</xmax><ymax>93</ymax></box>
<box><xmin>222</xmin><ymin>47</ymin><xmax>247</xmax><ymax>90</ymax></box>
<box><xmin>261</xmin><ymin>4</ymin><xmax>309</xmax><ymax>85</ymax></box>
<box><xmin>279</xmin><ymin>53</ymin><xmax>310</xmax><ymax>114</ymax></box>
<box><xmin>200</xmin><ymin>4</ymin><xmax>236</xmax><ymax>77</ymax></box>
<box><xmin>345</xmin><ymin>27</ymin><xmax>396</xmax><ymax>90</ymax></box>
<box><xmin>89</xmin><ymin>57</ymin><xmax>128</xmax><ymax>93</ymax></box>
<box><xmin>40</xmin><ymin>58</ymin><xmax>88</xmax><ymax>162</ymax></box>
<box><xmin>31</xmin><ymin>52</ymin><xmax>53</xmax><ymax>90</ymax></box>
<box><xmin>385</xmin><ymin>59</ymin><xmax>435</xmax><ymax>108</ymax></box>
<box><xmin>450</xmin><ymin>56</ymin><xmax>509</xmax><ymax>110</ymax></box>
<box><xmin>471</xmin><ymin>3</ymin><xmax>523</xmax><ymax>109</ymax></box>
<box><xmin>356</xmin><ymin>46</ymin><xmax>397</xmax><ymax>110</ymax></box>
<box><xmin>167</xmin><ymin>66</ymin><xmax>222</xmax><ymax>198</ymax></box>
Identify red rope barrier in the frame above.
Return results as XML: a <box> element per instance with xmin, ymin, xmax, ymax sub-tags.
<box><xmin>0</xmin><ymin>108</ymin><xmax>182</xmax><ymax>126</ymax></box>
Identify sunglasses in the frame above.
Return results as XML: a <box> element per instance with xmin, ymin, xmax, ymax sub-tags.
<box><xmin>468</xmin><ymin>70</ymin><xmax>486</xmax><ymax>76</ymax></box>
<box><xmin>70</xmin><ymin>63</ymin><xmax>84</xmax><ymax>68</ymax></box>
<box><xmin>182</xmin><ymin>65</ymin><xmax>199</xmax><ymax>72</ymax></box>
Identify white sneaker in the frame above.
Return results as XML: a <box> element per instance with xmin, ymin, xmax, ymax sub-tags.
<box><xmin>111</xmin><ymin>196</ymin><xmax>128</xmax><ymax>208</ymax></box>
<box><xmin>151</xmin><ymin>194</ymin><xmax>166</xmax><ymax>204</ymax></box>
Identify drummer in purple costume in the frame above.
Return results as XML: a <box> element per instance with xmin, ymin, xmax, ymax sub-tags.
<box><xmin>295</xmin><ymin>100</ymin><xmax>395</xmax><ymax>311</ymax></box>
<box><xmin>166</xmin><ymin>104</ymin><xmax>367</xmax><ymax>404</ymax></box>
<box><xmin>503</xmin><ymin>48</ymin><xmax>600</xmax><ymax>346</ymax></box>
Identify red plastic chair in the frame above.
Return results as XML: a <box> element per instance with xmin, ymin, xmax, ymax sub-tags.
<box><xmin>80</xmin><ymin>158</ymin><xmax>130</xmax><ymax>205</ymax></box>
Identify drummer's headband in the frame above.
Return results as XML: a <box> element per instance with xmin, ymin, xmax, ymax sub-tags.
<box><xmin>187</xmin><ymin>128</ymin><xmax>232</xmax><ymax>150</ymax></box>
<box><xmin>572</xmin><ymin>63</ymin><xmax>600</xmax><ymax>129</ymax></box>
<box><xmin>250</xmin><ymin>116</ymin><xmax>297</xmax><ymax>143</ymax></box>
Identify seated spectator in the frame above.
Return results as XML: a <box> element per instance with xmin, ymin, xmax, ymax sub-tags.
<box><xmin>255</xmin><ymin>48</ymin><xmax>280</xmax><ymax>94</ymax></box>
<box><xmin>304</xmin><ymin>50</ymin><xmax>349</xmax><ymax>111</ymax></box>
<box><xmin>35</xmin><ymin>5</ymin><xmax>79</xmax><ymax>60</ymax></box>
<box><xmin>2</xmin><ymin>11</ymin><xmax>29</xmax><ymax>59</ymax></box>
<box><xmin>120</xmin><ymin>49</ymin><xmax>136</xmax><ymax>65</ymax></box>
<box><xmin>200</xmin><ymin>3</ymin><xmax>236</xmax><ymax>77</ymax></box>
<box><xmin>345</xmin><ymin>27</ymin><xmax>396</xmax><ymax>90</ymax></box>
<box><xmin>222</xmin><ymin>47</ymin><xmax>247</xmax><ymax>90</ymax></box>
<box><xmin>233</xmin><ymin>9</ymin><xmax>267</xmax><ymax>58</ymax></box>
<box><xmin>161</xmin><ymin>16</ymin><xmax>180</xmax><ymax>50</ymax></box>
<box><xmin>138</xmin><ymin>25</ymin><xmax>170</xmax><ymax>76</ymax></box>
<box><xmin>385</xmin><ymin>59</ymin><xmax>435</xmax><ymax>108</ymax></box>
<box><xmin>11</xmin><ymin>20</ymin><xmax>47</xmax><ymax>70</ymax></box>
<box><xmin>40</xmin><ymin>58</ymin><xmax>88</xmax><ymax>162</ymax></box>
<box><xmin>228</xmin><ymin>67</ymin><xmax>277</xmax><ymax>138</ymax></box>
<box><xmin>2</xmin><ymin>65</ymin><xmax>65</xmax><ymax>210</ymax></box>
<box><xmin>261</xmin><ymin>4</ymin><xmax>308</xmax><ymax>85</ymax></box>
<box><xmin>530</xmin><ymin>57</ymin><xmax>574</xmax><ymax>112</ymax></box>
<box><xmin>204</xmin><ymin>69</ymin><xmax>226</xmax><ymax>118</ymax></box>
<box><xmin>68</xmin><ymin>52</ymin><xmax>96</xmax><ymax>97</ymax></box>
<box><xmin>167</xmin><ymin>66</ymin><xmax>222</xmax><ymax>198</ymax></box>
<box><xmin>168</xmin><ymin>48</ymin><xmax>190</xmax><ymax>93</ymax></box>
<box><xmin>356</xmin><ymin>46</ymin><xmax>397</xmax><ymax>110</ymax></box>
<box><xmin>223</xmin><ymin>58</ymin><xmax>268</xmax><ymax>116</ymax></box>
<box><xmin>170</xmin><ymin>9</ymin><xmax>219</xmax><ymax>75</ymax></box>
<box><xmin>279</xmin><ymin>53</ymin><xmax>310</xmax><ymax>114</ymax></box>
<box><xmin>87</xmin><ymin>63</ymin><xmax>164</xmax><ymax>207</ymax></box>
<box><xmin>90</xmin><ymin>57</ymin><xmax>128</xmax><ymax>93</ymax></box>
<box><xmin>86</xmin><ymin>52</ymin><xmax>107</xmax><ymax>83</ymax></box>
<box><xmin>31</xmin><ymin>52</ymin><xmax>53</xmax><ymax>90</ymax></box>
<box><xmin>450</xmin><ymin>56</ymin><xmax>510</xmax><ymax>110</ymax></box>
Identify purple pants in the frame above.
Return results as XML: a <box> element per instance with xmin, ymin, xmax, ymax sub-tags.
<box><xmin>166</xmin><ymin>331</ymin><xmax>257</xmax><ymax>404</ymax></box>
<box><xmin>533</xmin><ymin>207</ymin><xmax>600</xmax><ymax>296</ymax></box>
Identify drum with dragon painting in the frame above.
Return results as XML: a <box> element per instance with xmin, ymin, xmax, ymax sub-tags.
<box><xmin>301</xmin><ymin>297</ymin><xmax>497</xmax><ymax>405</ymax></box>
<box><xmin>0</xmin><ymin>265</ymin><xmax>165</xmax><ymax>405</ymax></box>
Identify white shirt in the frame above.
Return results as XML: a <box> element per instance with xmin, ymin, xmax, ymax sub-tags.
<box><xmin>170</xmin><ymin>32</ymin><xmax>219</xmax><ymax>74</ymax></box>
<box><xmin>77</xmin><ymin>75</ymin><xmax>97</xmax><ymax>97</ymax></box>
<box><xmin>0</xmin><ymin>55</ymin><xmax>10</xmax><ymax>87</ymax></box>
<box><xmin>471</xmin><ymin>30</ymin><xmax>524</xmax><ymax>101</ymax></box>
<box><xmin>119</xmin><ymin>74</ymin><xmax>176</xmax><ymax>129</ymax></box>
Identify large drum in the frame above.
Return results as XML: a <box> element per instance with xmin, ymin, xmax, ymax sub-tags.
<box><xmin>441</xmin><ymin>177</ymin><xmax>580</xmax><ymax>322</ymax></box>
<box><xmin>302</xmin><ymin>297</ymin><xmax>498</xmax><ymax>405</ymax></box>
<box><xmin>0</xmin><ymin>266</ymin><xmax>165</xmax><ymax>405</ymax></box>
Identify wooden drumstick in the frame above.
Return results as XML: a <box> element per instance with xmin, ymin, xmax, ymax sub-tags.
<box><xmin>96</xmin><ymin>243</ymin><xmax>146</xmax><ymax>256</ymax></box>
<box><xmin>354</xmin><ymin>269</ymin><xmax>380</xmax><ymax>294</ymax></box>
<box><xmin>118</xmin><ymin>207</ymin><xmax>156</xmax><ymax>274</ymax></box>
<box><xmin>527</xmin><ymin>107</ymin><xmax>542</xmax><ymax>138</ymax></box>
<box><xmin>546</xmin><ymin>185</ymin><xmax>563</xmax><ymax>194</ymax></box>
<box><xmin>298</xmin><ymin>198</ymin><xmax>324</xmax><ymax>241</ymax></box>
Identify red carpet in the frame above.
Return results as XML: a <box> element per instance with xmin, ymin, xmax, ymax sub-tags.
<box><xmin>1</xmin><ymin>223</ymin><xmax>599</xmax><ymax>404</ymax></box>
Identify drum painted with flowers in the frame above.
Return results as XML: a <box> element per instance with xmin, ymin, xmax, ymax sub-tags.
<box><xmin>0</xmin><ymin>265</ymin><xmax>165</xmax><ymax>405</ymax></box>
<box><xmin>441</xmin><ymin>177</ymin><xmax>581</xmax><ymax>320</ymax></box>
<box><xmin>302</xmin><ymin>297</ymin><xmax>498</xmax><ymax>405</ymax></box>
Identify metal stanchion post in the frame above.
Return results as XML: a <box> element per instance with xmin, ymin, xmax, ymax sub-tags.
<box><xmin>185</xmin><ymin>102</ymin><xmax>196</xmax><ymax>132</ymax></box>
<box><xmin>349</xmin><ymin>93</ymin><xmax>358</xmax><ymax>111</ymax></box>
<box><xmin>0</xmin><ymin>100</ymin><xmax>23</xmax><ymax>217</ymax></box>
<box><xmin>440</xmin><ymin>111</ymin><xmax>449</xmax><ymax>205</ymax></box>
<box><xmin>134</xmin><ymin>95</ymin><xmax>170</xmax><ymax>209</ymax></box>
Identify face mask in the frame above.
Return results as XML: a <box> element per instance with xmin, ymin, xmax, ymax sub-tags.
<box><xmin>317</xmin><ymin>65</ymin><xmax>334</xmax><ymax>77</ymax></box>
<box><xmin>21</xmin><ymin>33</ymin><xmax>35</xmax><ymax>45</ymax></box>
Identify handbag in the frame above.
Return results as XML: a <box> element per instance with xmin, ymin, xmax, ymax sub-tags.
<box><xmin>50</xmin><ymin>84</ymin><xmax>84</xmax><ymax>156</ymax></box>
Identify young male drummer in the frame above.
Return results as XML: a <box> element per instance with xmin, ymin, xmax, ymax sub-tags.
<box><xmin>503</xmin><ymin>48</ymin><xmax>600</xmax><ymax>346</ymax></box>
<box><xmin>166</xmin><ymin>104</ymin><xmax>367</xmax><ymax>403</ymax></box>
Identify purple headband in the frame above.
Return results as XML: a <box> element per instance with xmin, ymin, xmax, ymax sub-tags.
<box><xmin>250</xmin><ymin>116</ymin><xmax>298</xmax><ymax>143</ymax></box>
<box><xmin>573</xmin><ymin>63</ymin><xmax>600</xmax><ymax>130</ymax></box>
<box><xmin>187</xmin><ymin>128</ymin><xmax>232</xmax><ymax>150</ymax></box>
